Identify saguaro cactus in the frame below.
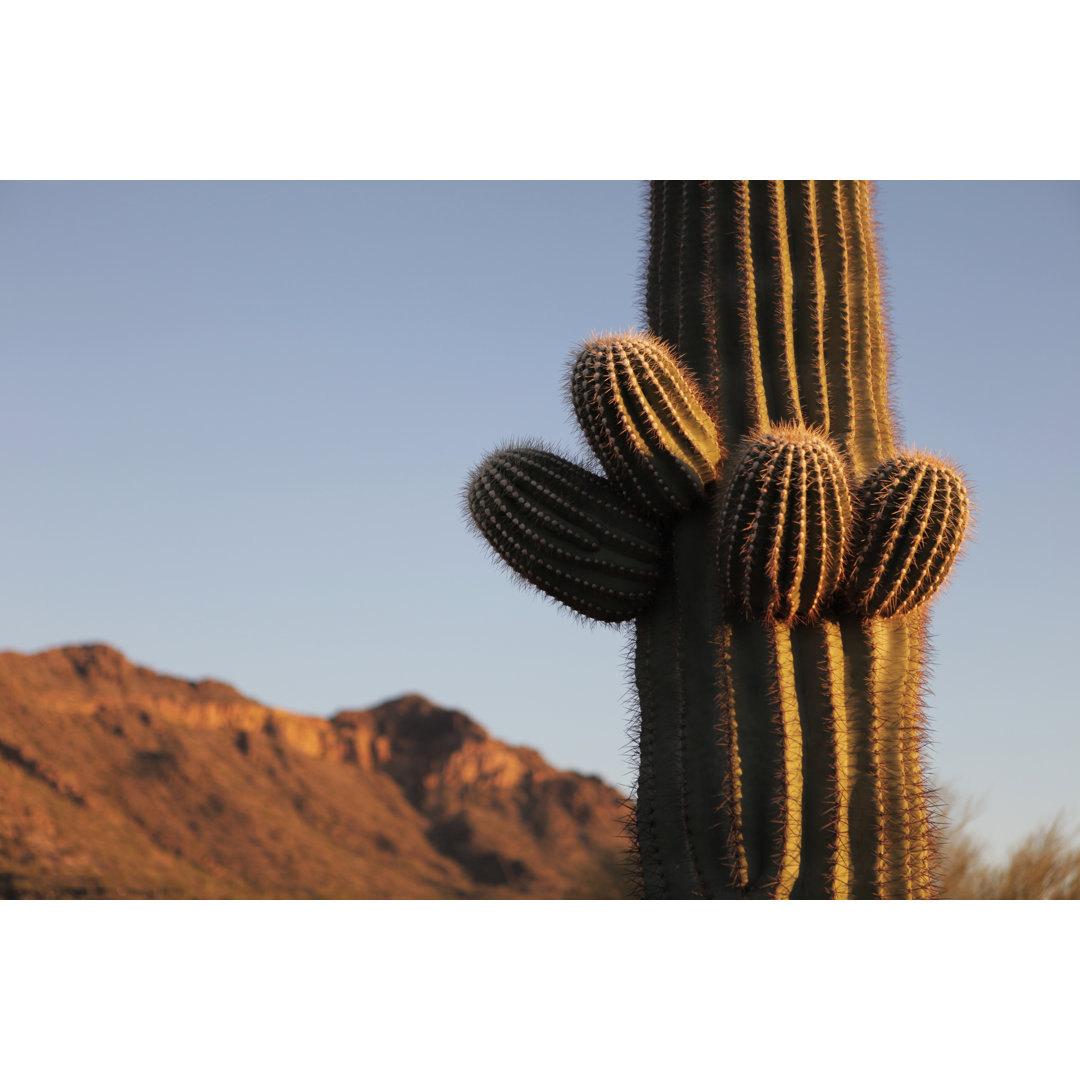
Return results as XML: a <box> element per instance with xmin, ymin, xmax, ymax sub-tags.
<box><xmin>465</xmin><ymin>181</ymin><xmax>970</xmax><ymax>899</ymax></box>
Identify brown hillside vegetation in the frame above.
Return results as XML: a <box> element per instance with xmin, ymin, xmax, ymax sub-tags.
<box><xmin>0</xmin><ymin>644</ymin><xmax>633</xmax><ymax>899</ymax></box>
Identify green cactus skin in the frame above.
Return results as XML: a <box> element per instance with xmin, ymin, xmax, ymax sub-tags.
<box><xmin>465</xmin><ymin>181</ymin><xmax>971</xmax><ymax>899</ymax></box>
<box><xmin>465</xmin><ymin>444</ymin><xmax>664</xmax><ymax>623</ymax></box>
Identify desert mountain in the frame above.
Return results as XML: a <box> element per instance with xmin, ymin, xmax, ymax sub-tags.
<box><xmin>0</xmin><ymin>644</ymin><xmax>633</xmax><ymax>899</ymax></box>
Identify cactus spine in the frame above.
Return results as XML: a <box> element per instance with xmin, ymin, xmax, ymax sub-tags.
<box><xmin>466</xmin><ymin>181</ymin><xmax>970</xmax><ymax>899</ymax></box>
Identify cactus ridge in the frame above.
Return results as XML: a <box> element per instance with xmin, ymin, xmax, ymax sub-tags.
<box><xmin>844</xmin><ymin>453</ymin><xmax>970</xmax><ymax>618</ymax></box>
<box><xmin>571</xmin><ymin>333</ymin><xmax>723</xmax><ymax>517</ymax></box>
<box><xmin>717</xmin><ymin>424</ymin><xmax>852</xmax><ymax>624</ymax></box>
<box><xmin>465</xmin><ymin>444</ymin><xmax>664</xmax><ymax>623</ymax></box>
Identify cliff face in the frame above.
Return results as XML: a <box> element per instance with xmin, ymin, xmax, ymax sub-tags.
<box><xmin>0</xmin><ymin>644</ymin><xmax>632</xmax><ymax>899</ymax></box>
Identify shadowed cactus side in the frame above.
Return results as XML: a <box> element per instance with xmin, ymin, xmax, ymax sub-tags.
<box><xmin>465</xmin><ymin>445</ymin><xmax>664</xmax><ymax>623</ymax></box>
<box><xmin>465</xmin><ymin>181</ymin><xmax>971</xmax><ymax>899</ymax></box>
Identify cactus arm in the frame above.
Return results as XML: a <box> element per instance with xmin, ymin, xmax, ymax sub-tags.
<box><xmin>845</xmin><ymin>455</ymin><xmax>970</xmax><ymax>618</ymax></box>
<box><xmin>571</xmin><ymin>335</ymin><xmax>722</xmax><ymax>517</ymax></box>
<box><xmin>465</xmin><ymin>445</ymin><xmax>664</xmax><ymax>623</ymax></box>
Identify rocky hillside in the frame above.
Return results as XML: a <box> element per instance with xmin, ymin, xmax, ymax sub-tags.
<box><xmin>0</xmin><ymin>644</ymin><xmax>633</xmax><ymax>899</ymax></box>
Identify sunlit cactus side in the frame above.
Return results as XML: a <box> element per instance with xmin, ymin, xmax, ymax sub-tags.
<box><xmin>465</xmin><ymin>445</ymin><xmax>664</xmax><ymax>623</ymax></box>
<box><xmin>464</xmin><ymin>180</ymin><xmax>972</xmax><ymax>900</ymax></box>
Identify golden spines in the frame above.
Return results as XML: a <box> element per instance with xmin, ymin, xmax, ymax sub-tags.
<box><xmin>465</xmin><ymin>444</ymin><xmax>664</xmax><ymax>623</ymax></box>
<box><xmin>843</xmin><ymin>452</ymin><xmax>970</xmax><ymax>618</ymax></box>
<box><xmin>718</xmin><ymin>424</ymin><xmax>852</xmax><ymax>625</ymax></box>
<box><xmin>571</xmin><ymin>333</ymin><xmax>723</xmax><ymax>517</ymax></box>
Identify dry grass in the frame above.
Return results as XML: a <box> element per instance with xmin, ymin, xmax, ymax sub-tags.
<box><xmin>940</xmin><ymin>799</ymin><xmax>1080</xmax><ymax>900</ymax></box>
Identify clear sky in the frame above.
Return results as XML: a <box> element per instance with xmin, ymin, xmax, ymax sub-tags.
<box><xmin>2</xmin><ymin>181</ymin><xmax>1076</xmax><ymax>864</ymax></box>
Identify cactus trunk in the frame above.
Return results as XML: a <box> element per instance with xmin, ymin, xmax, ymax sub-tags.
<box><xmin>465</xmin><ymin>180</ymin><xmax>969</xmax><ymax>899</ymax></box>
<box><xmin>630</xmin><ymin>181</ymin><xmax>933</xmax><ymax>898</ymax></box>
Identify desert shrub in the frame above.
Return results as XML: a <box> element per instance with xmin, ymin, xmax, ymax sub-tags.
<box><xmin>940</xmin><ymin>803</ymin><xmax>1080</xmax><ymax>900</ymax></box>
<box><xmin>131</xmin><ymin>748</ymin><xmax>178</xmax><ymax>778</ymax></box>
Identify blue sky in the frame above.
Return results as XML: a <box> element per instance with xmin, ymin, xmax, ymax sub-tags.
<box><xmin>2</xmin><ymin>180</ymin><xmax>1077</xmax><ymax>864</ymax></box>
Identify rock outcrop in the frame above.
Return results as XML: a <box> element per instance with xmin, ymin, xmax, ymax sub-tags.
<box><xmin>0</xmin><ymin>644</ymin><xmax>632</xmax><ymax>899</ymax></box>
